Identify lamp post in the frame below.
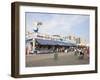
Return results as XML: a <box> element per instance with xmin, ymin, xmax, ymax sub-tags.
<box><xmin>32</xmin><ymin>22</ymin><xmax>42</xmax><ymax>54</ymax></box>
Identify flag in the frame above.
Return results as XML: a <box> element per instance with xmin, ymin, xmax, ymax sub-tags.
<box><xmin>37</xmin><ymin>22</ymin><xmax>42</xmax><ymax>26</ymax></box>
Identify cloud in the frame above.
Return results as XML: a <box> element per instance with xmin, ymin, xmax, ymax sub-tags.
<box><xmin>38</xmin><ymin>14</ymin><xmax>89</xmax><ymax>36</ymax></box>
<box><xmin>26</xmin><ymin>12</ymin><xmax>89</xmax><ymax>37</ymax></box>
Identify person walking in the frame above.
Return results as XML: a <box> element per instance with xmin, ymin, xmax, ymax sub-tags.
<box><xmin>54</xmin><ymin>48</ymin><xmax>58</xmax><ymax>60</ymax></box>
<box><xmin>79</xmin><ymin>49</ymin><xmax>84</xmax><ymax>59</ymax></box>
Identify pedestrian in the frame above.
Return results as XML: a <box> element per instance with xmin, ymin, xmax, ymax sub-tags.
<box><xmin>54</xmin><ymin>48</ymin><xmax>58</xmax><ymax>60</ymax></box>
<box><xmin>87</xmin><ymin>47</ymin><xmax>89</xmax><ymax>58</ymax></box>
<box><xmin>74</xmin><ymin>48</ymin><xmax>78</xmax><ymax>56</ymax></box>
<box><xmin>79</xmin><ymin>49</ymin><xmax>84</xmax><ymax>59</ymax></box>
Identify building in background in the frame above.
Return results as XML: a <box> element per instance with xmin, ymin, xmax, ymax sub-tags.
<box><xmin>25</xmin><ymin>31</ymin><xmax>88</xmax><ymax>55</ymax></box>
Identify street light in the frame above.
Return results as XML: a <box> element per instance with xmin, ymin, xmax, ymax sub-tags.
<box><xmin>32</xmin><ymin>22</ymin><xmax>43</xmax><ymax>54</ymax></box>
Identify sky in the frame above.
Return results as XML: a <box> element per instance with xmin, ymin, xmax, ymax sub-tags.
<box><xmin>25</xmin><ymin>12</ymin><xmax>90</xmax><ymax>43</ymax></box>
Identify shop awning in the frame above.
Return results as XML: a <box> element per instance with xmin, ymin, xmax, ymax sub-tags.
<box><xmin>36</xmin><ymin>38</ymin><xmax>76</xmax><ymax>47</ymax></box>
<box><xmin>36</xmin><ymin>38</ymin><xmax>56</xmax><ymax>45</ymax></box>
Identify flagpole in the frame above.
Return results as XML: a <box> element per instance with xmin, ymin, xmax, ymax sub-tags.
<box><xmin>32</xmin><ymin>22</ymin><xmax>42</xmax><ymax>54</ymax></box>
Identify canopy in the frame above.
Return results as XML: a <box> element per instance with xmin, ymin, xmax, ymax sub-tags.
<box><xmin>36</xmin><ymin>38</ymin><xmax>76</xmax><ymax>47</ymax></box>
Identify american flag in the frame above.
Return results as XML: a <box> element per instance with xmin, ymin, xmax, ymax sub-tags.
<box><xmin>37</xmin><ymin>22</ymin><xmax>42</xmax><ymax>26</ymax></box>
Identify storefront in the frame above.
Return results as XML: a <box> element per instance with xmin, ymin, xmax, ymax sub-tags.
<box><xmin>26</xmin><ymin>38</ymin><xmax>76</xmax><ymax>55</ymax></box>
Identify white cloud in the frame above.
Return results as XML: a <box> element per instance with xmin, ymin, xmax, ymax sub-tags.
<box><xmin>26</xmin><ymin>13</ymin><xmax>89</xmax><ymax>37</ymax></box>
<box><xmin>38</xmin><ymin>14</ymin><xmax>88</xmax><ymax>36</ymax></box>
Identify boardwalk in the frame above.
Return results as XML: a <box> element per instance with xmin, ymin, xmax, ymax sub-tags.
<box><xmin>26</xmin><ymin>52</ymin><xmax>89</xmax><ymax>67</ymax></box>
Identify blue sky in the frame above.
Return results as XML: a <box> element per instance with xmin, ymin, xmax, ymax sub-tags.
<box><xmin>25</xmin><ymin>12</ymin><xmax>90</xmax><ymax>43</ymax></box>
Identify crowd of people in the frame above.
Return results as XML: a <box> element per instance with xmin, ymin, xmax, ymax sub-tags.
<box><xmin>66</xmin><ymin>47</ymin><xmax>89</xmax><ymax>59</ymax></box>
<box><xmin>52</xmin><ymin>46</ymin><xmax>89</xmax><ymax>60</ymax></box>
<box><xmin>26</xmin><ymin>42</ymin><xmax>89</xmax><ymax>60</ymax></box>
